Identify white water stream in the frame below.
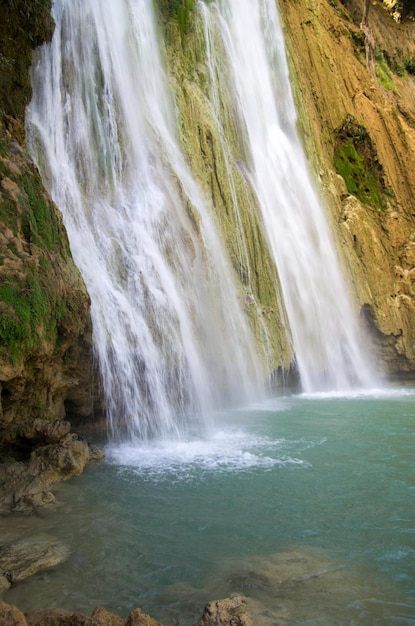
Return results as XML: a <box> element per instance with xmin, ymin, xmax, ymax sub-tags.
<box><xmin>27</xmin><ymin>0</ymin><xmax>376</xmax><ymax>441</ymax></box>
<box><xmin>26</xmin><ymin>0</ymin><xmax>264</xmax><ymax>440</ymax></box>
<box><xmin>201</xmin><ymin>0</ymin><xmax>375</xmax><ymax>391</ymax></box>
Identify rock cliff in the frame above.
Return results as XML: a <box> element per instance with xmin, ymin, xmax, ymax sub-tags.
<box><xmin>160</xmin><ymin>0</ymin><xmax>415</xmax><ymax>382</ymax></box>
<box><xmin>0</xmin><ymin>1</ymin><xmax>101</xmax><ymax>481</ymax></box>
<box><xmin>278</xmin><ymin>0</ymin><xmax>415</xmax><ymax>380</ymax></box>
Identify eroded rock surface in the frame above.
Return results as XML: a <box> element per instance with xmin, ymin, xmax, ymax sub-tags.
<box><xmin>0</xmin><ymin>534</ymin><xmax>69</xmax><ymax>585</ymax></box>
<box><xmin>279</xmin><ymin>0</ymin><xmax>415</xmax><ymax>380</ymax></box>
<box><xmin>0</xmin><ymin>601</ymin><xmax>163</xmax><ymax>626</ymax></box>
<box><xmin>197</xmin><ymin>596</ymin><xmax>253</xmax><ymax>626</ymax></box>
<box><xmin>0</xmin><ymin>419</ymin><xmax>104</xmax><ymax>514</ymax></box>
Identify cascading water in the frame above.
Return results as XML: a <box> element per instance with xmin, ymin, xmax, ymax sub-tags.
<box><xmin>201</xmin><ymin>0</ymin><xmax>376</xmax><ymax>392</ymax></box>
<box><xmin>26</xmin><ymin>0</ymin><xmax>264</xmax><ymax>441</ymax></box>
<box><xmin>26</xmin><ymin>0</ymin><xmax>378</xmax><ymax>444</ymax></box>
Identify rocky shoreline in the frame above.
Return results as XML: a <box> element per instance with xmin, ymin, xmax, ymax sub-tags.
<box><xmin>0</xmin><ymin>419</ymin><xmax>104</xmax><ymax>516</ymax></box>
<box><xmin>0</xmin><ymin>596</ymin><xmax>252</xmax><ymax>625</ymax></box>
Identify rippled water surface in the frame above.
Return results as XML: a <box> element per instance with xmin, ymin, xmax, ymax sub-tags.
<box><xmin>3</xmin><ymin>388</ymin><xmax>415</xmax><ymax>624</ymax></box>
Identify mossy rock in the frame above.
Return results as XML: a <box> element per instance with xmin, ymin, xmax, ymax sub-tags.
<box><xmin>0</xmin><ymin>0</ymin><xmax>54</xmax><ymax>136</ymax></box>
<box><xmin>334</xmin><ymin>114</ymin><xmax>388</xmax><ymax>211</ymax></box>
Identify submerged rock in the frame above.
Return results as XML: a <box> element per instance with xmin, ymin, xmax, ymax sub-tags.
<box><xmin>197</xmin><ymin>596</ymin><xmax>253</xmax><ymax>626</ymax></box>
<box><xmin>0</xmin><ymin>534</ymin><xmax>69</xmax><ymax>585</ymax></box>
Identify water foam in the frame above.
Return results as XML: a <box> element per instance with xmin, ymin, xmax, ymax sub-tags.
<box><xmin>105</xmin><ymin>427</ymin><xmax>318</xmax><ymax>479</ymax></box>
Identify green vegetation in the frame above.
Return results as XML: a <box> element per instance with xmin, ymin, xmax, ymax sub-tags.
<box><xmin>20</xmin><ymin>173</ymin><xmax>62</xmax><ymax>250</ymax></box>
<box><xmin>0</xmin><ymin>135</ymin><xmax>85</xmax><ymax>365</ymax></box>
<box><xmin>156</xmin><ymin>0</ymin><xmax>196</xmax><ymax>44</ymax></box>
<box><xmin>334</xmin><ymin>139</ymin><xmax>384</xmax><ymax>209</ymax></box>
<box><xmin>375</xmin><ymin>50</ymin><xmax>398</xmax><ymax>93</ymax></box>
<box><xmin>350</xmin><ymin>30</ymin><xmax>366</xmax><ymax>62</ymax></box>
<box><xmin>334</xmin><ymin>115</ymin><xmax>386</xmax><ymax>211</ymax></box>
<box><xmin>0</xmin><ymin>276</ymin><xmax>49</xmax><ymax>361</ymax></box>
<box><xmin>382</xmin><ymin>47</ymin><xmax>415</xmax><ymax>78</ymax></box>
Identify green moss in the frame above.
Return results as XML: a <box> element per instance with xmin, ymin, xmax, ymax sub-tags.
<box><xmin>350</xmin><ymin>30</ymin><xmax>366</xmax><ymax>63</ymax></box>
<box><xmin>375</xmin><ymin>51</ymin><xmax>399</xmax><ymax>93</ymax></box>
<box><xmin>20</xmin><ymin>172</ymin><xmax>61</xmax><ymax>250</ymax></box>
<box><xmin>334</xmin><ymin>115</ymin><xmax>388</xmax><ymax>211</ymax></box>
<box><xmin>0</xmin><ymin>196</ymin><xmax>19</xmax><ymax>234</ymax></box>
<box><xmin>382</xmin><ymin>47</ymin><xmax>415</xmax><ymax>78</ymax></box>
<box><xmin>156</xmin><ymin>0</ymin><xmax>197</xmax><ymax>46</ymax></box>
<box><xmin>0</xmin><ymin>265</ymin><xmax>86</xmax><ymax>363</ymax></box>
<box><xmin>334</xmin><ymin>139</ymin><xmax>383</xmax><ymax>208</ymax></box>
<box><xmin>0</xmin><ymin>140</ymin><xmax>9</xmax><ymax>157</ymax></box>
<box><xmin>0</xmin><ymin>133</ymin><xmax>87</xmax><ymax>365</ymax></box>
<box><xmin>0</xmin><ymin>275</ymin><xmax>50</xmax><ymax>361</ymax></box>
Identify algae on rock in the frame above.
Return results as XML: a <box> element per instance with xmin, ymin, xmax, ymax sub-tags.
<box><xmin>160</xmin><ymin>10</ymin><xmax>296</xmax><ymax>380</ymax></box>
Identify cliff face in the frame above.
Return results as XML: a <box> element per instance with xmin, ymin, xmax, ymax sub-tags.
<box><xmin>161</xmin><ymin>0</ymin><xmax>415</xmax><ymax>382</ymax></box>
<box><xmin>278</xmin><ymin>0</ymin><xmax>415</xmax><ymax>380</ymax></box>
<box><xmin>0</xmin><ymin>0</ymin><xmax>99</xmax><ymax>459</ymax></box>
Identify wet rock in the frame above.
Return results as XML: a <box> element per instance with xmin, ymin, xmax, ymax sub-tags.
<box><xmin>15</xmin><ymin>420</ymin><xmax>72</xmax><ymax>447</ymax></box>
<box><xmin>28</xmin><ymin>434</ymin><xmax>90</xmax><ymax>480</ymax></box>
<box><xmin>125</xmin><ymin>608</ymin><xmax>163</xmax><ymax>626</ymax></box>
<box><xmin>0</xmin><ymin>434</ymin><xmax>93</xmax><ymax>515</ymax></box>
<box><xmin>91</xmin><ymin>607</ymin><xmax>126</xmax><ymax>626</ymax></box>
<box><xmin>197</xmin><ymin>596</ymin><xmax>253</xmax><ymax>626</ymax></box>
<box><xmin>0</xmin><ymin>534</ymin><xmax>69</xmax><ymax>584</ymax></box>
<box><xmin>0</xmin><ymin>575</ymin><xmax>10</xmax><ymax>593</ymax></box>
<box><xmin>0</xmin><ymin>600</ymin><xmax>26</xmax><ymax>626</ymax></box>
<box><xmin>26</xmin><ymin>609</ymin><xmax>99</xmax><ymax>625</ymax></box>
<box><xmin>88</xmin><ymin>444</ymin><xmax>105</xmax><ymax>463</ymax></box>
<box><xmin>26</xmin><ymin>607</ymin><xmax>163</xmax><ymax>626</ymax></box>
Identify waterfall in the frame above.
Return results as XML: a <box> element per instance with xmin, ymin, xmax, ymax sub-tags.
<box><xmin>26</xmin><ymin>0</ymin><xmax>377</xmax><ymax>443</ymax></box>
<box><xmin>201</xmin><ymin>0</ymin><xmax>376</xmax><ymax>391</ymax></box>
<box><xmin>26</xmin><ymin>0</ymin><xmax>264</xmax><ymax>441</ymax></box>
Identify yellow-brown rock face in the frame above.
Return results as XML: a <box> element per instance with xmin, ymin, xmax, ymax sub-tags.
<box><xmin>279</xmin><ymin>0</ymin><xmax>415</xmax><ymax>380</ymax></box>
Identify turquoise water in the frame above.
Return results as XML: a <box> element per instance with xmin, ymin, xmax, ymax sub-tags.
<box><xmin>3</xmin><ymin>389</ymin><xmax>415</xmax><ymax>624</ymax></box>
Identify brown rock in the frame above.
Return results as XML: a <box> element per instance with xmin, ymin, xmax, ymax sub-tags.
<box><xmin>88</xmin><ymin>444</ymin><xmax>106</xmax><ymax>463</ymax></box>
<box><xmin>91</xmin><ymin>607</ymin><xmax>126</xmax><ymax>626</ymax></box>
<box><xmin>26</xmin><ymin>609</ymin><xmax>98</xmax><ymax>626</ymax></box>
<box><xmin>278</xmin><ymin>0</ymin><xmax>415</xmax><ymax>380</ymax></box>
<box><xmin>16</xmin><ymin>420</ymin><xmax>72</xmax><ymax>446</ymax></box>
<box><xmin>0</xmin><ymin>534</ymin><xmax>69</xmax><ymax>584</ymax></box>
<box><xmin>0</xmin><ymin>575</ymin><xmax>11</xmax><ymax>593</ymax></box>
<box><xmin>28</xmin><ymin>434</ymin><xmax>90</xmax><ymax>478</ymax></box>
<box><xmin>126</xmin><ymin>608</ymin><xmax>163</xmax><ymax>626</ymax></box>
<box><xmin>0</xmin><ymin>600</ymin><xmax>27</xmax><ymax>626</ymax></box>
<box><xmin>197</xmin><ymin>596</ymin><xmax>253</xmax><ymax>626</ymax></box>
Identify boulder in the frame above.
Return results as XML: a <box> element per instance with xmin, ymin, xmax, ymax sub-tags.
<box><xmin>91</xmin><ymin>607</ymin><xmax>126</xmax><ymax>626</ymax></box>
<box><xmin>0</xmin><ymin>534</ymin><xmax>69</xmax><ymax>584</ymax></box>
<box><xmin>125</xmin><ymin>608</ymin><xmax>163</xmax><ymax>626</ymax></box>
<box><xmin>0</xmin><ymin>600</ymin><xmax>27</xmax><ymax>626</ymax></box>
<box><xmin>0</xmin><ymin>429</ymin><xmax>104</xmax><ymax>514</ymax></box>
<box><xmin>197</xmin><ymin>596</ymin><xmax>253</xmax><ymax>626</ymax></box>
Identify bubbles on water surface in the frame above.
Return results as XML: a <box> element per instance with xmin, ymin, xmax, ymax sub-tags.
<box><xmin>105</xmin><ymin>410</ymin><xmax>329</xmax><ymax>480</ymax></box>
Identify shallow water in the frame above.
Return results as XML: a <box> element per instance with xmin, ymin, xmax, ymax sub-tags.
<box><xmin>3</xmin><ymin>388</ymin><xmax>415</xmax><ymax>624</ymax></box>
